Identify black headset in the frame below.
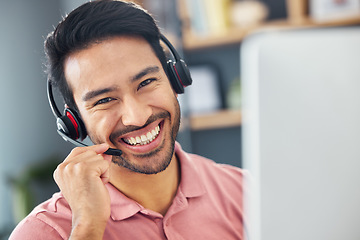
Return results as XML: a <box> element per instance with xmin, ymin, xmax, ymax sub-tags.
<box><xmin>47</xmin><ymin>34</ymin><xmax>192</xmax><ymax>156</ymax></box>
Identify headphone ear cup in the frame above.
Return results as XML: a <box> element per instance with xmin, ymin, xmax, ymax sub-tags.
<box><xmin>56</xmin><ymin>115</ymin><xmax>79</xmax><ymax>140</ymax></box>
<box><xmin>167</xmin><ymin>60</ymin><xmax>183</xmax><ymax>94</ymax></box>
<box><xmin>57</xmin><ymin>109</ymin><xmax>87</xmax><ymax>140</ymax></box>
<box><xmin>167</xmin><ymin>59</ymin><xmax>193</xmax><ymax>94</ymax></box>
<box><xmin>175</xmin><ymin>59</ymin><xmax>193</xmax><ymax>87</ymax></box>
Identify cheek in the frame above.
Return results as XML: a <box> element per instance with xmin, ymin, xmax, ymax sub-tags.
<box><xmin>145</xmin><ymin>91</ymin><xmax>177</xmax><ymax>115</ymax></box>
<box><xmin>82</xmin><ymin>111</ymin><xmax>120</xmax><ymax>141</ymax></box>
<box><xmin>146</xmin><ymin>83</ymin><xmax>177</xmax><ymax>108</ymax></box>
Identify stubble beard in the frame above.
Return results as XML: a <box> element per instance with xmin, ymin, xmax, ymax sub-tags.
<box><xmin>111</xmin><ymin>100</ymin><xmax>181</xmax><ymax>175</ymax></box>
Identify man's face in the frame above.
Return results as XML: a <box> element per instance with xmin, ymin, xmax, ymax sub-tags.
<box><xmin>64</xmin><ymin>36</ymin><xmax>180</xmax><ymax>174</ymax></box>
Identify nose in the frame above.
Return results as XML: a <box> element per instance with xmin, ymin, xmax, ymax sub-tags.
<box><xmin>121</xmin><ymin>95</ymin><xmax>152</xmax><ymax>127</ymax></box>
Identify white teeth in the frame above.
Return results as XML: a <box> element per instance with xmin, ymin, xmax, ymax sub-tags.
<box><xmin>146</xmin><ymin>132</ymin><xmax>152</xmax><ymax>140</ymax></box>
<box><xmin>123</xmin><ymin>125</ymin><xmax>160</xmax><ymax>146</ymax></box>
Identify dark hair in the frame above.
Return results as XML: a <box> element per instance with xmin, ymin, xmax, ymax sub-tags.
<box><xmin>45</xmin><ymin>0</ymin><xmax>167</xmax><ymax>110</ymax></box>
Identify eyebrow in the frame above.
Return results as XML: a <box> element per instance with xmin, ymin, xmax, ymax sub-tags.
<box><xmin>82</xmin><ymin>87</ymin><xmax>117</xmax><ymax>102</ymax></box>
<box><xmin>131</xmin><ymin>66</ymin><xmax>160</xmax><ymax>82</ymax></box>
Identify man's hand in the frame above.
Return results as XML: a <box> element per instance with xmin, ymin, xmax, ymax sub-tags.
<box><xmin>53</xmin><ymin>143</ymin><xmax>112</xmax><ymax>239</ymax></box>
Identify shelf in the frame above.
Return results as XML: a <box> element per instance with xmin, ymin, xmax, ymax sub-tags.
<box><xmin>185</xmin><ymin>110</ymin><xmax>242</xmax><ymax>131</ymax></box>
<box><xmin>182</xmin><ymin>16</ymin><xmax>360</xmax><ymax>50</ymax></box>
<box><xmin>182</xmin><ymin>26</ymin><xmax>253</xmax><ymax>51</ymax></box>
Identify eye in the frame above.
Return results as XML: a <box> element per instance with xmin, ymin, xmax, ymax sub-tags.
<box><xmin>138</xmin><ymin>78</ymin><xmax>156</xmax><ymax>90</ymax></box>
<box><xmin>94</xmin><ymin>97</ymin><xmax>115</xmax><ymax>106</ymax></box>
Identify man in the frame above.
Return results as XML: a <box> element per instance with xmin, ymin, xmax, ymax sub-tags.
<box><xmin>10</xmin><ymin>1</ymin><xmax>247</xmax><ymax>239</ymax></box>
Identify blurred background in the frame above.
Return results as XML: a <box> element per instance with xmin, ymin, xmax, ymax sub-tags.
<box><xmin>1</xmin><ymin>0</ymin><xmax>360</xmax><ymax>239</ymax></box>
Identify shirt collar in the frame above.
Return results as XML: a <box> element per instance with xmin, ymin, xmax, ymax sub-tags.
<box><xmin>106</xmin><ymin>183</ymin><xmax>142</xmax><ymax>221</ymax></box>
<box><xmin>174</xmin><ymin>142</ymin><xmax>207</xmax><ymax>198</ymax></box>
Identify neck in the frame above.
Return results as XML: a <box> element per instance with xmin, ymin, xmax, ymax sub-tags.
<box><xmin>110</xmin><ymin>155</ymin><xmax>180</xmax><ymax>216</ymax></box>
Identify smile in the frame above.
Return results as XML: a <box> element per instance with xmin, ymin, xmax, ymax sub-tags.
<box><xmin>122</xmin><ymin>124</ymin><xmax>160</xmax><ymax>146</ymax></box>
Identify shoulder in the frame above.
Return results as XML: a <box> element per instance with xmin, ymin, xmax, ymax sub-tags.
<box><xmin>9</xmin><ymin>215</ymin><xmax>62</xmax><ymax>240</ymax></box>
<box><xmin>176</xmin><ymin>141</ymin><xmax>243</xmax><ymax>174</ymax></box>
<box><xmin>179</xmin><ymin>150</ymin><xmax>250</xmax><ymax>223</ymax></box>
<box><xmin>175</xmin><ymin>142</ymin><xmax>248</xmax><ymax>190</ymax></box>
<box><xmin>187</xmin><ymin>152</ymin><xmax>247</xmax><ymax>187</ymax></box>
<box><xmin>9</xmin><ymin>192</ymin><xmax>72</xmax><ymax>240</ymax></box>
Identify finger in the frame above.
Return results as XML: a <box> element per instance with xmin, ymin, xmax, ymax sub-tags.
<box><xmin>54</xmin><ymin>153</ymin><xmax>108</xmax><ymax>183</ymax></box>
<box><xmin>80</xmin><ymin>157</ymin><xmax>111</xmax><ymax>182</ymax></box>
<box><xmin>100</xmin><ymin>165</ymin><xmax>110</xmax><ymax>184</ymax></box>
<box><xmin>93</xmin><ymin>143</ymin><xmax>110</xmax><ymax>155</ymax></box>
<box><xmin>65</xmin><ymin>143</ymin><xmax>110</xmax><ymax>161</ymax></box>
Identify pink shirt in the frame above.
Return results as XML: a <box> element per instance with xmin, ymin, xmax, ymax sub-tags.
<box><xmin>10</xmin><ymin>142</ymin><xmax>247</xmax><ymax>239</ymax></box>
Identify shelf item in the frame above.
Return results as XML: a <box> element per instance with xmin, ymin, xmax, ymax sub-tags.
<box><xmin>230</xmin><ymin>0</ymin><xmax>269</xmax><ymax>28</ymax></box>
<box><xmin>182</xmin><ymin>65</ymin><xmax>222</xmax><ymax>114</ymax></box>
<box><xmin>286</xmin><ymin>0</ymin><xmax>308</xmax><ymax>24</ymax></box>
<box><xmin>310</xmin><ymin>0</ymin><xmax>360</xmax><ymax>22</ymax></box>
<box><xmin>188</xmin><ymin>110</ymin><xmax>241</xmax><ymax>131</ymax></box>
<box><xmin>180</xmin><ymin>0</ymin><xmax>232</xmax><ymax>37</ymax></box>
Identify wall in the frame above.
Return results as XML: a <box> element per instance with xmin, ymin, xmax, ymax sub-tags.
<box><xmin>0</xmin><ymin>0</ymin><xmax>87</xmax><ymax>234</ymax></box>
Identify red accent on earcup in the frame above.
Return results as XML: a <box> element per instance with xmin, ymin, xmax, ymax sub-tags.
<box><xmin>66</xmin><ymin>111</ymin><xmax>79</xmax><ymax>138</ymax></box>
<box><xmin>174</xmin><ymin>59</ymin><xmax>192</xmax><ymax>87</ymax></box>
<box><xmin>173</xmin><ymin>65</ymin><xmax>185</xmax><ymax>87</ymax></box>
<box><xmin>167</xmin><ymin>61</ymin><xmax>184</xmax><ymax>94</ymax></box>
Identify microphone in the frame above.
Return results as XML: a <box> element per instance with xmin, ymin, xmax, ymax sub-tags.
<box><xmin>57</xmin><ymin>129</ymin><xmax>123</xmax><ymax>156</ymax></box>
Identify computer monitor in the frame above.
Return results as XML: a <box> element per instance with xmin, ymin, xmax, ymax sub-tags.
<box><xmin>241</xmin><ymin>27</ymin><xmax>360</xmax><ymax>240</ymax></box>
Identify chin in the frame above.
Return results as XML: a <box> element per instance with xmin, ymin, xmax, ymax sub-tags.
<box><xmin>112</xmin><ymin>134</ymin><xmax>176</xmax><ymax>175</ymax></box>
